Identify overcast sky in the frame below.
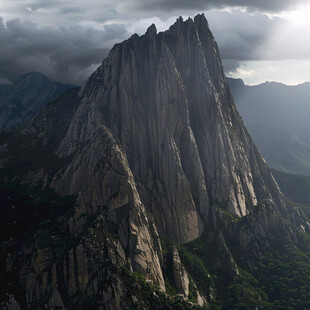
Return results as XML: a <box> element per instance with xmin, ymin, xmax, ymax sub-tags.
<box><xmin>1</xmin><ymin>0</ymin><xmax>310</xmax><ymax>85</ymax></box>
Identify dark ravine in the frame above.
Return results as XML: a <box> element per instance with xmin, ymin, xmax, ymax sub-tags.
<box><xmin>1</xmin><ymin>14</ymin><xmax>310</xmax><ymax>309</ymax></box>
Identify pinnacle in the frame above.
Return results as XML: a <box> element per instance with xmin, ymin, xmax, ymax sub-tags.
<box><xmin>194</xmin><ymin>13</ymin><xmax>209</xmax><ymax>27</ymax></box>
<box><xmin>146</xmin><ymin>23</ymin><xmax>157</xmax><ymax>36</ymax></box>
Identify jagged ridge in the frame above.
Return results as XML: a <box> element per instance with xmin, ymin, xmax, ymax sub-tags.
<box><xmin>56</xmin><ymin>14</ymin><xmax>284</xmax><ymax>243</ymax></box>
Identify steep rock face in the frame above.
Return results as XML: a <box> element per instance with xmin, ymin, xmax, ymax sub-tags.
<box><xmin>6</xmin><ymin>228</ymin><xmax>128</xmax><ymax>309</ymax></box>
<box><xmin>0</xmin><ymin>72</ymin><xmax>74</xmax><ymax>131</ymax></box>
<box><xmin>0</xmin><ymin>89</ymin><xmax>165</xmax><ymax>308</ymax></box>
<box><xmin>53</xmin><ymin>126</ymin><xmax>165</xmax><ymax>289</ymax></box>
<box><xmin>172</xmin><ymin>247</ymin><xmax>189</xmax><ymax>298</ymax></box>
<box><xmin>54</xmin><ymin>14</ymin><xmax>284</xmax><ymax>243</ymax></box>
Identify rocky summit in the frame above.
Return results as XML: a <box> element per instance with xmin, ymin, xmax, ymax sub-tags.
<box><xmin>1</xmin><ymin>14</ymin><xmax>310</xmax><ymax>310</ymax></box>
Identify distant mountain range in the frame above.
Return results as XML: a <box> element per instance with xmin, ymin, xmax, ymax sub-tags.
<box><xmin>0</xmin><ymin>72</ymin><xmax>75</xmax><ymax>131</ymax></box>
<box><xmin>3</xmin><ymin>73</ymin><xmax>310</xmax><ymax>178</ymax></box>
<box><xmin>228</xmin><ymin>78</ymin><xmax>310</xmax><ymax>176</ymax></box>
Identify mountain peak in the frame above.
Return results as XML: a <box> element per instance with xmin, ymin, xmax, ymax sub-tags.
<box><xmin>177</xmin><ymin>15</ymin><xmax>183</xmax><ymax>22</ymax></box>
<box><xmin>77</xmin><ymin>13</ymin><xmax>285</xmax><ymax>242</ymax></box>
<box><xmin>194</xmin><ymin>12</ymin><xmax>207</xmax><ymax>22</ymax></box>
<box><xmin>194</xmin><ymin>13</ymin><xmax>209</xmax><ymax>29</ymax></box>
<box><xmin>145</xmin><ymin>23</ymin><xmax>157</xmax><ymax>36</ymax></box>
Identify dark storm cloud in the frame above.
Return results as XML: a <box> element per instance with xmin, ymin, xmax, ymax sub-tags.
<box><xmin>60</xmin><ymin>7</ymin><xmax>86</xmax><ymax>15</ymax></box>
<box><xmin>0</xmin><ymin>0</ymin><xmax>304</xmax><ymax>84</ymax></box>
<box><xmin>21</xmin><ymin>0</ymin><xmax>61</xmax><ymax>12</ymax></box>
<box><xmin>0</xmin><ymin>17</ymin><xmax>128</xmax><ymax>85</ymax></box>
<box><xmin>120</xmin><ymin>0</ymin><xmax>303</xmax><ymax>13</ymax></box>
<box><xmin>207</xmin><ymin>10</ymin><xmax>281</xmax><ymax>72</ymax></box>
<box><xmin>0</xmin><ymin>10</ymin><xmax>282</xmax><ymax>84</ymax></box>
<box><xmin>221</xmin><ymin>59</ymin><xmax>241</xmax><ymax>73</ymax></box>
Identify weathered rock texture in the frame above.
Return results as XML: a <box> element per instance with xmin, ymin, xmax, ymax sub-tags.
<box><xmin>52</xmin><ymin>14</ymin><xmax>285</xmax><ymax>244</ymax></box>
<box><xmin>1</xmin><ymin>14</ymin><xmax>305</xmax><ymax>310</ymax></box>
<box><xmin>172</xmin><ymin>248</ymin><xmax>189</xmax><ymax>298</ymax></box>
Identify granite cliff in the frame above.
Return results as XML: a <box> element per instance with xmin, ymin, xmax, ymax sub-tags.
<box><xmin>1</xmin><ymin>14</ymin><xmax>310</xmax><ymax>309</ymax></box>
<box><xmin>54</xmin><ymin>14</ymin><xmax>284</xmax><ymax>242</ymax></box>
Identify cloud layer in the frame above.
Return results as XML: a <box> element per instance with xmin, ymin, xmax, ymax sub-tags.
<box><xmin>0</xmin><ymin>0</ymin><xmax>309</xmax><ymax>84</ymax></box>
<box><xmin>206</xmin><ymin>11</ymin><xmax>281</xmax><ymax>73</ymax></box>
<box><xmin>0</xmin><ymin>17</ymin><xmax>128</xmax><ymax>84</ymax></box>
<box><xmin>119</xmin><ymin>0</ymin><xmax>303</xmax><ymax>13</ymax></box>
